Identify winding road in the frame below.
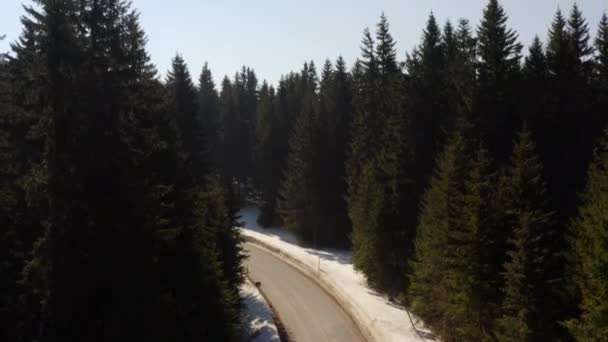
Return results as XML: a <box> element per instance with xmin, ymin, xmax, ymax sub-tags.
<box><xmin>245</xmin><ymin>244</ymin><xmax>366</xmax><ymax>342</ymax></box>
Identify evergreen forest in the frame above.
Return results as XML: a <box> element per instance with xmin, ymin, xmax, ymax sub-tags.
<box><xmin>1</xmin><ymin>0</ymin><xmax>608</xmax><ymax>341</ymax></box>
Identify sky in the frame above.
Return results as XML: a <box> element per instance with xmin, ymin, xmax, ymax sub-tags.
<box><xmin>1</xmin><ymin>0</ymin><xmax>607</xmax><ymax>85</ymax></box>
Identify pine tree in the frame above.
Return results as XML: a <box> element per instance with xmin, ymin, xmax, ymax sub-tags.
<box><xmin>278</xmin><ymin>62</ymin><xmax>323</xmax><ymax>244</ymax></box>
<box><xmin>476</xmin><ymin>0</ymin><xmax>522</xmax><ymax>161</ymax></box>
<box><xmin>164</xmin><ymin>55</ymin><xmax>244</xmax><ymax>341</ymax></box>
<box><xmin>568</xmin><ymin>4</ymin><xmax>594</xmax><ymax>75</ymax></box>
<box><xmin>405</xmin><ymin>13</ymin><xmax>453</xmax><ymax>234</ymax></box>
<box><xmin>443</xmin><ymin>143</ymin><xmax>502</xmax><ymax>341</ymax></box>
<box><xmin>567</xmin><ymin>2</ymin><xmax>596</xmax><ymax>153</ymax></box>
<box><xmin>522</xmin><ymin>36</ymin><xmax>549</xmax><ymax>129</ymax></box>
<box><xmin>543</xmin><ymin>6</ymin><xmax>596</xmax><ymax>219</ymax></box>
<box><xmin>166</xmin><ymin>54</ymin><xmax>205</xmax><ymax>178</ymax></box>
<box><xmin>408</xmin><ymin>128</ymin><xmax>468</xmax><ymax>332</ymax></box>
<box><xmin>198</xmin><ymin>62</ymin><xmax>220</xmax><ymax>170</ymax></box>
<box><xmin>446</xmin><ymin>19</ymin><xmax>477</xmax><ymax>119</ymax></box>
<box><xmin>346</xmin><ymin>29</ymin><xmax>377</xmax><ymax>203</ymax></box>
<box><xmin>564</xmin><ymin>128</ymin><xmax>608</xmax><ymax>341</ymax></box>
<box><xmin>496</xmin><ymin>126</ymin><xmax>556</xmax><ymax>342</ymax></box>
<box><xmin>0</xmin><ymin>44</ymin><xmax>46</xmax><ymax>342</ymax></box>
<box><xmin>406</xmin><ymin>13</ymin><xmax>448</xmax><ymax>184</ymax></box>
<box><xmin>9</xmin><ymin>2</ymin><xmax>244</xmax><ymax>340</ymax></box>
<box><xmin>218</xmin><ymin>76</ymin><xmax>238</xmax><ymax>182</ymax></box>
<box><xmin>254</xmin><ymin>73</ymin><xmax>300</xmax><ymax>227</ymax></box>
<box><xmin>218</xmin><ymin>67</ymin><xmax>258</xmax><ymax>198</ymax></box>
<box><xmin>315</xmin><ymin>57</ymin><xmax>353</xmax><ymax>246</ymax></box>
<box><xmin>347</xmin><ymin>15</ymin><xmax>412</xmax><ymax>292</ymax></box>
<box><xmin>376</xmin><ymin>13</ymin><xmax>398</xmax><ymax>77</ymax></box>
<box><xmin>254</xmin><ymin>81</ymin><xmax>278</xmax><ymax>225</ymax></box>
<box><xmin>547</xmin><ymin>9</ymin><xmax>571</xmax><ymax>73</ymax></box>
<box><xmin>594</xmin><ymin>14</ymin><xmax>608</xmax><ymax>138</ymax></box>
<box><xmin>597</xmin><ymin>14</ymin><xmax>608</xmax><ymax>88</ymax></box>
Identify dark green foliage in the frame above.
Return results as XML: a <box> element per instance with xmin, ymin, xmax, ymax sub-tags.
<box><xmin>564</xmin><ymin>129</ymin><xmax>608</xmax><ymax>341</ymax></box>
<box><xmin>218</xmin><ymin>67</ymin><xmax>258</xmax><ymax>198</ymax></box>
<box><xmin>158</xmin><ymin>175</ymin><xmax>243</xmax><ymax>341</ymax></box>
<box><xmin>3</xmin><ymin>2</ymin><xmax>608</xmax><ymax>342</ymax></box>
<box><xmin>496</xmin><ymin>126</ymin><xmax>556</xmax><ymax>342</ymax></box>
<box><xmin>254</xmin><ymin>82</ymin><xmax>279</xmax><ymax>226</ymax></box>
<box><xmin>408</xmin><ymin>119</ymin><xmax>504</xmax><ymax>341</ymax></box>
<box><xmin>0</xmin><ymin>47</ymin><xmax>45</xmax><ymax>342</ymax></box>
<box><xmin>475</xmin><ymin>0</ymin><xmax>522</xmax><ymax>161</ymax></box>
<box><xmin>568</xmin><ymin>4</ymin><xmax>594</xmax><ymax>75</ymax></box>
<box><xmin>597</xmin><ymin>14</ymin><xmax>608</xmax><ymax>87</ymax></box>
<box><xmin>278</xmin><ymin>61</ymin><xmax>323</xmax><ymax>243</ymax></box>
<box><xmin>166</xmin><ymin>54</ymin><xmax>205</xmax><ymax>178</ymax></box>
<box><xmin>347</xmin><ymin>15</ymin><xmax>413</xmax><ymax>293</ymax></box>
<box><xmin>405</xmin><ymin>13</ymin><xmax>449</xmax><ymax>207</ymax></box>
<box><xmin>408</xmin><ymin>128</ymin><xmax>469</xmax><ymax>334</ymax></box>
<box><xmin>32</xmin><ymin>1</ymin><xmax>168</xmax><ymax>339</ymax></box>
<box><xmin>444</xmin><ymin>143</ymin><xmax>504</xmax><ymax>341</ymax></box>
<box><xmin>522</xmin><ymin>36</ymin><xmax>549</xmax><ymax>133</ymax></box>
<box><xmin>542</xmin><ymin>6</ymin><xmax>597</xmax><ymax>220</ymax></box>
<box><xmin>277</xmin><ymin>58</ymin><xmax>353</xmax><ymax>246</ymax></box>
<box><xmin>0</xmin><ymin>1</ymin><xmax>244</xmax><ymax>341</ymax></box>
<box><xmin>254</xmin><ymin>72</ymin><xmax>301</xmax><ymax>226</ymax></box>
<box><xmin>316</xmin><ymin>57</ymin><xmax>353</xmax><ymax>247</ymax></box>
<box><xmin>198</xmin><ymin>62</ymin><xmax>221</xmax><ymax>170</ymax></box>
<box><xmin>346</xmin><ymin>30</ymin><xmax>377</xmax><ymax>201</ymax></box>
<box><xmin>161</xmin><ymin>54</ymin><xmax>244</xmax><ymax>341</ymax></box>
<box><xmin>595</xmin><ymin>15</ymin><xmax>608</xmax><ymax>142</ymax></box>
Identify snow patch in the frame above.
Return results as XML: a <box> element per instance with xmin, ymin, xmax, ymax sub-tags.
<box><xmin>239</xmin><ymin>207</ymin><xmax>436</xmax><ymax>342</ymax></box>
<box><xmin>240</xmin><ymin>279</ymin><xmax>281</xmax><ymax>342</ymax></box>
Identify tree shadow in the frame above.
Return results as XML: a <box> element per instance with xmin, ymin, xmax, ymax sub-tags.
<box><xmin>306</xmin><ymin>248</ymin><xmax>352</xmax><ymax>266</ymax></box>
<box><xmin>240</xmin><ymin>291</ymin><xmax>282</xmax><ymax>342</ymax></box>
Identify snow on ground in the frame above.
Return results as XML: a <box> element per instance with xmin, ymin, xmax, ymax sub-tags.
<box><xmin>239</xmin><ymin>206</ymin><xmax>436</xmax><ymax>342</ymax></box>
<box><xmin>240</xmin><ymin>279</ymin><xmax>281</xmax><ymax>342</ymax></box>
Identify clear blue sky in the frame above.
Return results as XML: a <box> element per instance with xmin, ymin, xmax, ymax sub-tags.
<box><xmin>1</xmin><ymin>0</ymin><xmax>607</xmax><ymax>85</ymax></box>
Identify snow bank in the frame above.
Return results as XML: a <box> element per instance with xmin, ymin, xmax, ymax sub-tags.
<box><xmin>240</xmin><ymin>279</ymin><xmax>281</xmax><ymax>342</ymax></box>
<box><xmin>238</xmin><ymin>207</ymin><xmax>436</xmax><ymax>342</ymax></box>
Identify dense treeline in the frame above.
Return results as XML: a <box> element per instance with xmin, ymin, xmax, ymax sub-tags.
<box><xmin>1</xmin><ymin>0</ymin><xmax>243</xmax><ymax>341</ymax></box>
<box><xmin>247</xmin><ymin>1</ymin><xmax>608</xmax><ymax>340</ymax></box>
<box><xmin>3</xmin><ymin>0</ymin><xmax>608</xmax><ymax>341</ymax></box>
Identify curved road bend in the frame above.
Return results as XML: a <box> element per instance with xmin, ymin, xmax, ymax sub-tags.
<box><xmin>245</xmin><ymin>244</ymin><xmax>366</xmax><ymax>342</ymax></box>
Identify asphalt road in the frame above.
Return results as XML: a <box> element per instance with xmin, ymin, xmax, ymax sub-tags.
<box><xmin>245</xmin><ymin>244</ymin><xmax>366</xmax><ymax>342</ymax></box>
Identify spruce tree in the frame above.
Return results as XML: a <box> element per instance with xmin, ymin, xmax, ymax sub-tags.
<box><xmin>255</xmin><ymin>73</ymin><xmax>299</xmax><ymax>226</ymax></box>
<box><xmin>198</xmin><ymin>62</ymin><xmax>220</xmax><ymax>170</ymax></box>
<box><xmin>348</xmin><ymin>15</ymin><xmax>412</xmax><ymax>293</ymax></box>
<box><xmin>28</xmin><ymin>1</ymin><xmax>169</xmax><ymax>339</ymax></box>
<box><xmin>443</xmin><ymin>143</ymin><xmax>502</xmax><ymax>341</ymax></box>
<box><xmin>254</xmin><ymin>81</ymin><xmax>278</xmax><ymax>225</ymax></box>
<box><xmin>8</xmin><ymin>2</ymin><xmax>244</xmax><ymax>340</ymax></box>
<box><xmin>564</xmin><ymin>128</ymin><xmax>608</xmax><ymax>341</ymax></box>
<box><xmin>496</xmin><ymin>126</ymin><xmax>556</xmax><ymax>342</ymax></box>
<box><xmin>408</xmin><ymin>128</ymin><xmax>468</xmax><ymax>332</ymax></box>
<box><xmin>543</xmin><ymin>6</ymin><xmax>596</xmax><ymax>219</ymax></box>
<box><xmin>316</xmin><ymin>57</ymin><xmax>353</xmax><ymax>246</ymax></box>
<box><xmin>594</xmin><ymin>14</ymin><xmax>608</xmax><ymax>136</ymax></box>
<box><xmin>278</xmin><ymin>62</ymin><xmax>323</xmax><ymax>244</ymax></box>
<box><xmin>166</xmin><ymin>54</ymin><xmax>205</xmax><ymax>178</ymax></box>
<box><xmin>164</xmin><ymin>55</ymin><xmax>244</xmax><ymax>341</ymax></box>
<box><xmin>446</xmin><ymin>19</ymin><xmax>477</xmax><ymax>118</ymax></box>
<box><xmin>406</xmin><ymin>13</ymin><xmax>449</xmax><ymax>195</ymax></box>
<box><xmin>218</xmin><ymin>68</ymin><xmax>258</xmax><ymax>198</ymax></box>
<box><xmin>522</xmin><ymin>36</ymin><xmax>549</xmax><ymax>130</ymax></box>
<box><xmin>597</xmin><ymin>14</ymin><xmax>608</xmax><ymax>87</ymax></box>
<box><xmin>346</xmin><ymin>28</ymin><xmax>377</xmax><ymax>204</ymax></box>
<box><xmin>475</xmin><ymin>0</ymin><xmax>522</xmax><ymax>161</ymax></box>
<box><xmin>0</xmin><ymin>45</ymin><xmax>45</xmax><ymax>342</ymax></box>
<box><xmin>568</xmin><ymin>4</ymin><xmax>594</xmax><ymax>75</ymax></box>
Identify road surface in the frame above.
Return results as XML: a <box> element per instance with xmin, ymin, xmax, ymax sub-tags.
<box><xmin>245</xmin><ymin>244</ymin><xmax>366</xmax><ymax>342</ymax></box>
